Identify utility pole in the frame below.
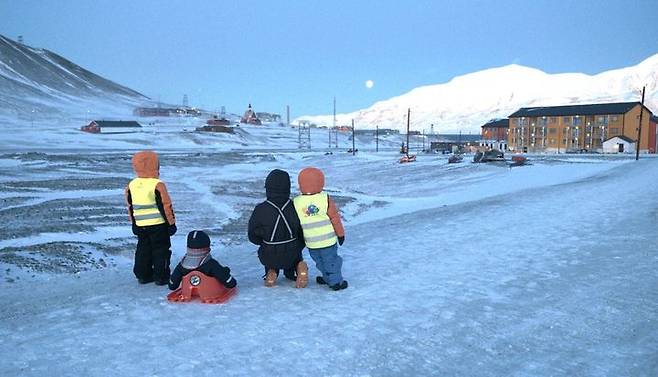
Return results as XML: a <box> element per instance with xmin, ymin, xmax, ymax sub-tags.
<box><xmin>333</xmin><ymin>97</ymin><xmax>338</xmax><ymax>148</ymax></box>
<box><xmin>636</xmin><ymin>86</ymin><xmax>645</xmax><ymax>161</ymax></box>
<box><xmin>333</xmin><ymin>96</ymin><xmax>336</xmax><ymax>130</ymax></box>
<box><xmin>352</xmin><ymin>119</ymin><xmax>355</xmax><ymax>156</ymax></box>
<box><xmin>376</xmin><ymin>125</ymin><xmax>379</xmax><ymax>152</ymax></box>
<box><xmin>286</xmin><ymin>105</ymin><xmax>290</xmax><ymax>127</ymax></box>
<box><xmin>422</xmin><ymin>130</ymin><xmax>425</xmax><ymax>151</ymax></box>
<box><xmin>406</xmin><ymin>108</ymin><xmax>411</xmax><ymax>157</ymax></box>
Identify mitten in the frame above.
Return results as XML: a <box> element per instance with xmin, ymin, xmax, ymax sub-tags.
<box><xmin>168</xmin><ymin>224</ymin><xmax>177</xmax><ymax>236</ymax></box>
<box><xmin>132</xmin><ymin>224</ymin><xmax>140</xmax><ymax>236</ymax></box>
<box><xmin>338</xmin><ymin>236</ymin><xmax>344</xmax><ymax>246</ymax></box>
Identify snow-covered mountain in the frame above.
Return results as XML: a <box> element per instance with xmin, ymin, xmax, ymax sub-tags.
<box><xmin>298</xmin><ymin>54</ymin><xmax>658</xmax><ymax>134</ymax></box>
<box><xmin>0</xmin><ymin>34</ymin><xmax>150</xmax><ymax>120</ymax></box>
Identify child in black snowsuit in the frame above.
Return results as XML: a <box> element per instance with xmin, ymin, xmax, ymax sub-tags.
<box><xmin>248</xmin><ymin>169</ymin><xmax>308</xmax><ymax>288</ymax></box>
<box><xmin>168</xmin><ymin>230</ymin><xmax>237</xmax><ymax>290</ymax></box>
<box><xmin>125</xmin><ymin>150</ymin><xmax>177</xmax><ymax>285</ymax></box>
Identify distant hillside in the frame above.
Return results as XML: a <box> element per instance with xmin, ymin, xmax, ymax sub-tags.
<box><xmin>298</xmin><ymin>54</ymin><xmax>658</xmax><ymax>134</ymax></box>
<box><xmin>0</xmin><ymin>34</ymin><xmax>150</xmax><ymax>120</ymax></box>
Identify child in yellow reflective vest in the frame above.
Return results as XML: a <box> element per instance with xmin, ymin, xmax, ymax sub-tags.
<box><xmin>293</xmin><ymin>167</ymin><xmax>348</xmax><ymax>290</ymax></box>
<box><xmin>124</xmin><ymin>150</ymin><xmax>177</xmax><ymax>285</ymax></box>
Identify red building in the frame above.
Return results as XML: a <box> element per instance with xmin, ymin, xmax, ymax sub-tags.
<box><xmin>81</xmin><ymin>120</ymin><xmax>142</xmax><ymax>134</ymax></box>
<box><xmin>480</xmin><ymin>118</ymin><xmax>509</xmax><ymax>151</ymax></box>
<box><xmin>240</xmin><ymin>104</ymin><xmax>262</xmax><ymax>125</ymax></box>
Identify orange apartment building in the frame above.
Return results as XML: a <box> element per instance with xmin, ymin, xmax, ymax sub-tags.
<box><xmin>508</xmin><ymin>102</ymin><xmax>655</xmax><ymax>153</ymax></box>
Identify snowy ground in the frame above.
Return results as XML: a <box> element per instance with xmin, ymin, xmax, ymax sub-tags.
<box><xmin>0</xmin><ymin>134</ymin><xmax>657</xmax><ymax>375</ymax></box>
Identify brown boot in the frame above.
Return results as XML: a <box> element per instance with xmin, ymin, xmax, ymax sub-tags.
<box><xmin>295</xmin><ymin>261</ymin><xmax>308</xmax><ymax>288</ymax></box>
<box><xmin>265</xmin><ymin>269</ymin><xmax>277</xmax><ymax>287</ymax></box>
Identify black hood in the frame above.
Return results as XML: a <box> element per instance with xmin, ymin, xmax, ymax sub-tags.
<box><xmin>265</xmin><ymin>169</ymin><xmax>291</xmax><ymax>203</ymax></box>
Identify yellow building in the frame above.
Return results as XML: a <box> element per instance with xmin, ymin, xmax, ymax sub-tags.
<box><xmin>508</xmin><ymin>102</ymin><xmax>654</xmax><ymax>153</ymax></box>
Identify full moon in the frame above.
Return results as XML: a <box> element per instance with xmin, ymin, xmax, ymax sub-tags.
<box><xmin>365</xmin><ymin>80</ymin><xmax>374</xmax><ymax>89</ymax></box>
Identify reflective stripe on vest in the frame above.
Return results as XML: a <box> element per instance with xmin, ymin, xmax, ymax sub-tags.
<box><xmin>293</xmin><ymin>192</ymin><xmax>337</xmax><ymax>249</ymax></box>
<box><xmin>262</xmin><ymin>200</ymin><xmax>297</xmax><ymax>245</ymax></box>
<box><xmin>129</xmin><ymin>178</ymin><xmax>166</xmax><ymax>226</ymax></box>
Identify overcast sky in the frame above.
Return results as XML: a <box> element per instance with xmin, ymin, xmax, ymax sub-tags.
<box><xmin>1</xmin><ymin>0</ymin><xmax>657</xmax><ymax>117</ymax></box>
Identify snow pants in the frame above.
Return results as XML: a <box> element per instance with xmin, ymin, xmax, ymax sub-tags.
<box><xmin>308</xmin><ymin>243</ymin><xmax>343</xmax><ymax>286</ymax></box>
<box><xmin>133</xmin><ymin>224</ymin><xmax>171</xmax><ymax>282</ymax></box>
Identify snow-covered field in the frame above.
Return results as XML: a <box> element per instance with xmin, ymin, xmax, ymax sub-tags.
<box><xmin>0</xmin><ymin>127</ymin><xmax>657</xmax><ymax>376</ymax></box>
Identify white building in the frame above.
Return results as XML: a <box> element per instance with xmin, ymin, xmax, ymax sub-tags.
<box><xmin>602</xmin><ymin>135</ymin><xmax>636</xmax><ymax>154</ymax></box>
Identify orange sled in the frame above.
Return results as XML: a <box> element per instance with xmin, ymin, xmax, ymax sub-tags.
<box><xmin>167</xmin><ymin>272</ymin><xmax>237</xmax><ymax>304</ymax></box>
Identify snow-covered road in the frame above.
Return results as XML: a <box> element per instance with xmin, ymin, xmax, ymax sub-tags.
<box><xmin>0</xmin><ymin>153</ymin><xmax>656</xmax><ymax>376</ymax></box>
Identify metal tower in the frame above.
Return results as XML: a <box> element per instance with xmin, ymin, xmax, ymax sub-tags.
<box><xmin>298</xmin><ymin>120</ymin><xmax>311</xmax><ymax>149</ymax></box>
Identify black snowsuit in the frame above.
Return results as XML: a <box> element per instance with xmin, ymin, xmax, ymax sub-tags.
<box><xmin>248</xmin><ymin>169</ymin><xmax>305</xmax><ymax>279</ymax></box>
<box><xmin>132</xmin><ymin>222</ymin><xmax>172</xmax><ymax>283</ymax></box>
<box><xmin>168</xmin><ymin>257</ymin><xmax>236</xmax><ymax>290</ymax></box>
<box><xmin>126</xmin><ymin>189</ymin><xmax>175</xmax><ymax>284</ymax></box>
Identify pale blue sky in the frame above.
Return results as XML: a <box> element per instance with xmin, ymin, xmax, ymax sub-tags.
<box><xmin>1</xmin><ymin>0</ymin><xmax>657</xmax><ymax>116</ymax></box>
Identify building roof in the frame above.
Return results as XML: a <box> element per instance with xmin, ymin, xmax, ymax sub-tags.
<box><xmin>604</xmin><ymin>135</ymin><xmax>635</xmax><ymax>143</ymax></box>
<box><xmin>509</xmin><ymin>102</ymin><xmax>646</xmax><ymax>118</ymax></box>
<box><xmin>651</xmin><ymin>114</ymin><xmax>658</xmax><ymax>123</ymax></box>
<box><xmin>92</xmin><ymin>120</ymin><xmax>141</xmax><ymax>128</ymax></box>
<box><xmin>481</xmin><ymin>118</ymin><xmax>509</xmax><ymax>128</ymax></box>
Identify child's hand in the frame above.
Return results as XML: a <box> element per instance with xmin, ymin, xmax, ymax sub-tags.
<box><xmin>338</xmin><ymin>236</ymin><xmax>344</xmax><ymax>246</ymax></box>
<box><xmin>132</xmin><ymin>224</ymin><xmax>140</xmax><ymax>236</ymax></box>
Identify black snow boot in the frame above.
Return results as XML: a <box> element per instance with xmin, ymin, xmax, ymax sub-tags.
<box><xmin>138</xmin><ymin>277</ymin><xmax>154</xmax><ymax>284</ymax></box>
<box><xmin>330</xmin><ymin>280</ymin><xmax>348</xmax><ymax>291</ymax></box>
<box><xmin>316</xmin><ymin>276</ymin><xmax>327</xmax><ymax>285</ymax></box>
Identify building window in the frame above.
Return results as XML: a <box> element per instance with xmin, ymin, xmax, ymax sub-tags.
<box><xmin>573</xmin><ymin>117</ymin><xmax>582</xmax><ymax>126</ymax></box>
<box><xmin>563</xmin><ymin>117</ymin><xmax>571</xmax><ymax>124</ymax></box>
<box><xmin>611</xmin><ymin>115</ymin><xmax>619</xmax><ymax>122</ymax></box>
<box><xmin>548</xmin><ymin>128</ymin><xmax>557</xmax><ymax>134</ymax></box>
<box><xmin>597</xmin><ymin>115</ymin><xmax>609</xmax><ymax>124</ymax></box>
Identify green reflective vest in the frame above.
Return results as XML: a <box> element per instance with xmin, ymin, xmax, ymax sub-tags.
<box><xmin>293</xmin><ymin>192</ymin><xmax>337</xmax><ymax>249</ymax></box>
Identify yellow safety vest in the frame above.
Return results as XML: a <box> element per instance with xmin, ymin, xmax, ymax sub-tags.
<box><xmin>129</xmin><ymin>178</ymin><xmax>166</xmax><ymax>226</ymax></box>
<box><xmin>293</xmin><ymin>192</ymin><xmax>337</xmax><ymax>249</ymax></box>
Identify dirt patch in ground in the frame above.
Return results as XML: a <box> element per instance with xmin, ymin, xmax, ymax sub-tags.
<box><xmin>0</xmin><ymin>196</ymin><xmax>37</xmax><ymax>207</ymax></box>
<box><xmin>0</xmin><ymin>176</ymin><xmax>128</xmax><ymax>192</ymax></box>
<box><xmin>0</xmin><ymin>242</ymin><xmax>116</xmax><ymax>276</ymax></box>
<box><xmin>0</xmin><ymin>197</ymin><xmax>126</xmax><ymax>240</ymax></box>
<box><xmin>353</xmin><ymin>200</ymin><xmax>389</xmax><ymax>217</ymax></box>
